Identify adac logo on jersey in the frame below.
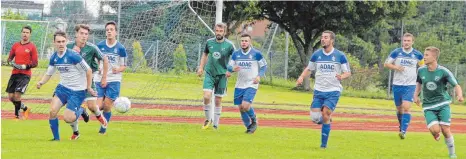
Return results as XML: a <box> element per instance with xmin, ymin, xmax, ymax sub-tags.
<box><xmin>400</xmin><ymin>59</ymin><xmax>414</xmax><ymax>66</ymax></box>
<box><xmin>57</xmin><ymin>66</ymin><xmax>70</xmax><ymax>73</ymax></box>
<box><xmin>238</xmin><ymin>61</ymin><xmax>252</xmax><ymax>69</ymax></box>
<box><xmin>426</xmin><ymin>82</ymin><xmax>437</xmax><ymax>91</ymax></box>
<box><xmin>213</xmin><ymin>52</ymin><xmax>221</xmax><ymax>59</ymax></box>
<box><xmin>319</xmin><ymin>64</ymin><xmax>335</xmax><ymax>73</ymax></box>
<box><xmin>434</xmin><ymin>76</ymin><xmax>440</xmax><ymax>81</ymax></box>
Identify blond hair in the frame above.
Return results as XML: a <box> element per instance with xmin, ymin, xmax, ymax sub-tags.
<box><xmin>403</xmin><ymin>33</ymin><xmax>415</xmax><ymax>41</ymax></box>
<box><xmin>425</xmin><ymin>46</ymin><xmax>440</xmax><ymax>59</ymax></box>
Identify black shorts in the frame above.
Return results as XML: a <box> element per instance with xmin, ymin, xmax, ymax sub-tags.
<box><xmin>5</xmin><ymin>74</ymin><xmax>31</xmax><ymax>94</ymax></box>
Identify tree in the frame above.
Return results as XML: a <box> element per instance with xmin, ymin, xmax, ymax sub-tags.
<box><xmin>132</xmin><ymin>40</ymin><xmax>149</xmax><ymax>72</ymax></box>
<box><xmin>2</xmin><ymin>9</ymin><xmax>27</xmax><ymax>20</ymax></box>
<box><xmin>173</xmin><ymin>44</ymin><xmax>188</xmax><ymax>75</ymax></box>
<box><xmin>255</xmin><ymin>1</ymin><xmax>416</xmax><ymax>90</ymax></box>
<box><xmin>223</xmin><ymin>1</ymin><xmax>261</xmax><ymax>36</ymax></box>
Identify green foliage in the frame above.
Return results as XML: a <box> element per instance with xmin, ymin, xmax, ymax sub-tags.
<box><xmin>131</xmin><ymin>41</ymin><xmax>152</xmax><ymax>73</ymax></box>
<box><xmin>1</xmin><ymin>9</ymin><xmax>27</xmax><ymax>20</ymax></box>
<box><xmin>173</xmin><ymin>44</ymin><xmax>188</xmax><ymax>75</ymax></box>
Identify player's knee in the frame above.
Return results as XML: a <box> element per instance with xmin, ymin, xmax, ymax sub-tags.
<box><xmin>310</xmin><ymin>111</ymin><xmax>322</xmax><ymax>124</ymax></box>
<box><xmin>8</xmin><ymin>96</ymin><xmax>14</xmax><ymax>102</ymax></box>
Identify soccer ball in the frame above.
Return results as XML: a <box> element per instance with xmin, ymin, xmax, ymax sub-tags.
<box><xmin>114</xmin><ymin>97</ymin><xmax>131</xmax><ymax>113</ymax></box>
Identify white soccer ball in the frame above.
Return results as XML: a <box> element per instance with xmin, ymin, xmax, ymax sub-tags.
<box><xmin>114</xmin><ymin>97</ymin><xmax>131</xmax><ymax>113</ymax></box>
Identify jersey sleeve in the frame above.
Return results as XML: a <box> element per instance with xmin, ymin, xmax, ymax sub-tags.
<box><xmin>307</xmin><ymin>53</ymin><xmax>318</xmax><ymax>71</ymax></box>
<box><xmin>8</xmin><ymin>43</ymin><xmax>17</xmax><ymax>62</ymax></box>
<box><xmin>119</xmin><ymin>46</ymin><xmax>128</xmax><ymax>66</ymax></box>
<box><xmin>255</xmin><ymin>52</ymin><xmax>268</xmax><ymax>77</ymax></box>
<box><xmin>92</xmin><ymin>44</ymin><xmax>104</xmax><ymax>61</ymax></box>
<box><xmin>443</xmin><ymin>68</ymin><xmax>458</xmax><ymax>86</ymax></box>
<box><xmin>385</xmin><ymin>49</ymin><xmax>398</xmax><ymax>64</ymax></box>
<box><xmin>204</xmin><ymin>43</ymin><xmax>209</xmax><ymax>54</ymax></box>
<box><xmin>416</xmin><ymin>53</ymin><xmax>424</xmax><ymax>66</ymax></box>
<box><xmin>340</xmin><ymin>53</ymin><xmax>351</xmax><ymax>72</ymax></box>
<box><xmin>28</xmin><ymin>44</ymin><xmax>39</xmax><ymax>69</ymax></box>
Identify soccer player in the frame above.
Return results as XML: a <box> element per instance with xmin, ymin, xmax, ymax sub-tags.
<box><xmin>36</xmin><ymin>30</ymin><xmax>95</xmax><ymax>140</ymax></box>
<box><xmin>95</xmin><ymin>21</ymin><xmax>127</xmax><ymax>134</ymax></box>
<box><xmin>296</xmin><ymin>30</ymin><xmax>351</xmax><ymax>149</ymax></box>
<box><xmin>414</xmin><ymin>46</ymin><xmax>463</xmax><ymax>159</ymax></box>
<box><xmin>67</xmin><ymin>24</ymin><xmax>109</xmax><ymax>128</ymax></box>
<box><xmin>197</xmin><ymin>23</ymin><xmax>235</xmax><ymax>130</ymax></box>
<box><xmin>6</xmin><ymin>25</ymin><xmax>38</xmax><ymax>120</ymax></box>
<box><xmin>227</xmin><ymin>34</ymin><xmax>267</xmax><ymax>133</ymax></box>
<box><xmin>384</xmin><ymin>33</ymin><xmax>424</xmax><ymax>139</ymax></box>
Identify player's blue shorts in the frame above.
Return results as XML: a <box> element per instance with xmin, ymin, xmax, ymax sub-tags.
<box><xmin>95</xmin><ymin>81</ymin><xmax>121</xmax><ymax>100</ymax></box>
<box><xmin>234</xmin><ymin>87</ymin><xmax>257</xmax><ymax>105</ymax></box>
<box><xmin>53</xmin><ymin>84</ymin><xmax>86</xmax><ymax>112</ymax></box>
<box><xmin>392</xmin><ymin>85</ymin><xmax>416</xmax><ymax>106</ymax></box>
<box><xmin>311</xmin><ymin>90</ymin><xmax>341</xmax><ymax>111</ymax></box>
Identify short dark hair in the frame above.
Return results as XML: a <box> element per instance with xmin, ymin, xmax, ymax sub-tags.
<box><xmin>53</xmin><ymin>30</ymin><xmax>67</xmax><ymax>41</ymax></box>
<box><xmin>323</xmin><ymin>30</ymin><xmax>335</xmax><ymax>40</ymax></box>
<box><xmin>22</xmin><ymin>25</ymin><xmax>32</xmax><ymax>33</ymax></box>
<box><xmin>75</xmin><ymin>24</ymin><xmax>91</xmax><ymax>33</ymax></box>
<box><xmin>241</xmin><ymin>33</ymin><xmax>251</xmax><ymax>39</ymax></box>
<box><xmin>105</xmin><ymin>21</ymin><xmax>117</xmax><ymax>31</ymax></box>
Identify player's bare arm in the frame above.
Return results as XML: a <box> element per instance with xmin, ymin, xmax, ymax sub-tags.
<box><xmin>296</xmin><ymin>68</ymin><xmax>311</xmax><ymax>86</ymax></box>
<box><xmin>197</xmin><ymin>52</ymin><xmax>208</xmax><ymax>77</ymax></box>
<box><xmin>336</xmin><ymin>71</ymin><xmax>351</xmax><ymax>81</ymax></box>
<box><xmin>454</xmin><ymin>85</ymin><xmax>464</xmax><ymax>102</ymax></box>
<box><xmin>413</xmin><ymin>82</ymin><xmax>422</xmax><ymax>106</ymax></box>
<box><xmin>101</xmin><ymin>55</ymin><xmax>109</xmax><ymax>87</ymax></box>
<box><xmin>384</xmin><ymin>62</ymin><xmax>404</xmax><ymax>72</ymax></box>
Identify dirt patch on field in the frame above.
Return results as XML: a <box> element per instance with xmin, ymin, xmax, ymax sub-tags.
<box><xmin>3</xmin><ymin>98</ymin><xmax>466</xmax><ymax>133</ymax></box>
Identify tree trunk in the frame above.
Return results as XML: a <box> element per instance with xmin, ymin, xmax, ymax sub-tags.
<box><xmin>289</xmin><ymin>31</ymin><xmax>313</xmax><ymax>91</ymax></box>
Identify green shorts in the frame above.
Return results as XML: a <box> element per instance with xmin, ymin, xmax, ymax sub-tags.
<box><xmin>84</xmin><ymin>81</ymin><xmax>97</xmax><ymax>101</ymax></box>
<box><xmin>423</xmin><ymin>105</ymin><xmax>451</xmax><ymax>128</ymax></box>
<box><xmin>203</xmin><ymin>74</ymin><xmax>227</xmax><ymax>97</ymax></box>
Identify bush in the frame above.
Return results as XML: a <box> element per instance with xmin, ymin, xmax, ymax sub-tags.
<box><xmin>173</xmin><ymin>44</ymin><xmax>188</xmax><ymax>75</ymax></box>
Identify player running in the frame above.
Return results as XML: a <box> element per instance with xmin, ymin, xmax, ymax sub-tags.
<box><xmin>414</xmin><ymin>46</ymin><xmax>463</xmax><ymax>159</ymax></box>
<box><xmin>95</xmin><ymin>21</ymin><xmax>127</xmax><ymax>134</ymax></box>
<box><xmin>227</xmin><ymin>34</ymin><xmax>267</xmax><ymax>133</ymax></box>
<box><xmin>384</xmin><ymin>33</ymin><xmax>424</xmax><ymax>139</ymax></box>
<box><xmin>67</xmin><ymin>24</ymin><xmax>109</xmax><ymax>129</ymax></box>
<box><xmin>296</xmin><ymin>30</ymin><xmax>351</xmax><ymax>149</ymax></box>
<box><xmin>197</xmin><ymin>23</ymin><xmax>236</xmax><ymax>130</ymax></box>
<box><xmin>6</xmin><ymin>25</ymin><xmax>38</xmax><ymax>120</ymax></box>
<box><xmin>36</xmin><ymin>30</ymin><xmax>96</xmax><ymax>140</ymax></box>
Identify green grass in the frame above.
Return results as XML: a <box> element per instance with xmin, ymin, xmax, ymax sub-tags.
<box><xmin>2</xmin><ymin>120</ymin><xmax>465</xmax><ymax>159</ymax></box>
<box><xmin>2</xmin><ymin>67</ymin><xmax>465</xmax><ymax>111</ymax></box>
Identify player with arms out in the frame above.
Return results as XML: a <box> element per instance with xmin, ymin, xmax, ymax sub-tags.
<box><xmin>36</xmin><ymin>31</ymin><xmax>96</xmax><ymax>140</ymax></box>
<box><xmin>6</xmin><ymin>25</ymin><xmax>38</xmax><ymax>120</ymax></box>
<box><xmin>414</xmin><ymin>46</ymin><xmax>463</xmax><ymax>159</ymax></box>
<box><xmin>296</xmin><ymin>30</ymin><xmax>351</xmax><ymax>149</ymax></box>
<box><xmin>227</xmin><ymin>34</ymin><xmax>267</xmax><ymax>133</ymax></box>
<box><xmin>197</xmin><ymin>23</ymin><xmax>235</xmax><ymax>130</ymax></box>
<box><xmin>67</xmin><ymin>24</ymin><xmax>109</xmax><ymax>128</ymax></box>
<box><xmin>384</xmin><ymin>33</ymin><xmax>424</xmax><ymax>139</ymax></box>
<box><xmin>95</xmin><ymin>21</ymin><xmax>127</xmax><ymax>134</ymax></box>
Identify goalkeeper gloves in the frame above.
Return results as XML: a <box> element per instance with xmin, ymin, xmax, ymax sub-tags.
<box><xmin>10</xmin><ymin>61</ymin><xmax>27</xmax><ymax>70</ymax></box>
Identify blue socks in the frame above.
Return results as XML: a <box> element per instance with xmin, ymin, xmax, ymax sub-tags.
<box><xmin>49</xmin><ymin>118</ymin><xmax>59</xmax><ymax>140</ymax></box>
<box><xmin>246</xmin><ymin>107</ymin><xmax>256</xmax><ymax>123</ymax></box>
<box><xmin>321</xmin><ymin>124</ymin><xmax>331</xmax><ymax>148</ymax></box>
<box><xmin>240</xmin><ymin>111</ymin><xmax>250</xmax><ymax>127</ymax></box>
<box><xmin>401</xmin><ymin>113</ymin><xmax>411</xmax><ymax>133</ymax></box>
<box><xmin>239</xmin><ymin>107</ymin><xmax>256</xmax><ymax>128</ymax></box>
<box><xmin>103</xmin><ymin>111</ymin><xmax>112</xmax><ymax>123</ymax></box>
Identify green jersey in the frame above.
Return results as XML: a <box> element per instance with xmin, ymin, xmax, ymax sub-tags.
<box><xmin>417</xmin><ymin>65</ymin><xmax>459</xmax><ymax>110</ymax></box>
<box><xmin>66</xmin><ymin>42</ymin><xmax>103</xmax><ymax>72</ymax></box>
<box><xmin>203</xmin><ymin>38</ymin><xmax>235</xmax><ymax>76</ymax></box>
